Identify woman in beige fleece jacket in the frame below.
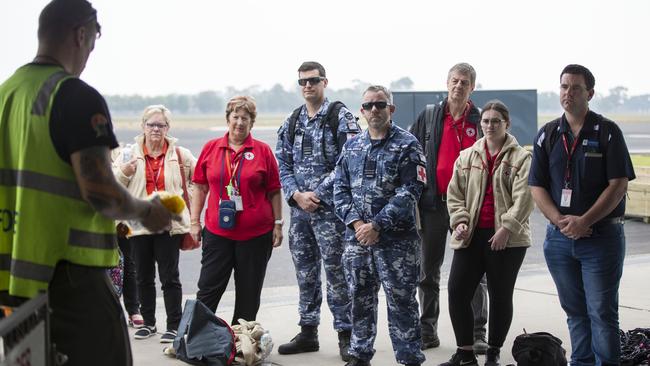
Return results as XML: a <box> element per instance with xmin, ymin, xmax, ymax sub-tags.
<box><xmin>440</xmin><ymin>100</ymin><xmax>533</xmax><ymax>366</ymax></box>
<box><xmin>113</xmin><ymin>105</ymin><xmax>196</xmax><ymax>343</ymax></box>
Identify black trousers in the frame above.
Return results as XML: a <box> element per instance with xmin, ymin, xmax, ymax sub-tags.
<box><xmin>196</xmin><ymin>229</ymin><xmax>273</xmax><ymax>325</ymax></box>
<box><xmin>448</xmin><ymin>228</ymin><xmax>527</xmax><ymax>348</ymax></box>
<box><xmin>49</xmin><ymin>261</ymin><xmax>132</xmax><ymax>366</ymax></box>
<box><xmin>418</xmin><ymin>206</ymin><xmax>488</xmax><ymax>338</ymax></box>
<box><xmin>130</xmin><ymin>233</ymin><xmax>183</xmax><ymax>331</ymax></box>
<box><xmin>117</xmin><ymin>236</ymin><xmax>139</xmax><ymax>315</ymax></box>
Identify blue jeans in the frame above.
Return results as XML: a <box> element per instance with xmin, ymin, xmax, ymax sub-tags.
<box><xmin>543</xmin><ymin>223</ymin><xmax>625</xmax><ymax>366</ymax></box>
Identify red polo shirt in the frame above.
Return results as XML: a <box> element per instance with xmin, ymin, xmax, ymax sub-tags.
<box><xmin>478</xmin><ymin>142</ymin><xmax>501</xmax><ymax>228</ymax></box>
<box><xmin>143</xmin><ymin>141</ymin><xmax>168</xmax><ymax>194</ymax></box>
<box><xmin>193</xmin><ymin>132</ymin><xmax>281</xmax><ymax>241</ymax></box>
<box><xmin>437</xmin><ymin>103</ymin><xmax>478</xmax><ymax>195</ymax></box>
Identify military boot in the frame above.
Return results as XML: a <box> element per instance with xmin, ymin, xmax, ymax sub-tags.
<box><xmin>277</xmin><ymin>325</ymin><xmax>319</xmax><ymax>354</ymax></box>
<box><xmin>338</xmin><ymin>330</ymin><xmax>351</xmax><ymax>361</ymax></box>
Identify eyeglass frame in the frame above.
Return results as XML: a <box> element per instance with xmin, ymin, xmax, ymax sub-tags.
<box><xmin>74</xmin><ymin>15</ymin><xmax>101</xmax><ymax>40</ymax></box>
<box><xmin>297</xmin><ymin>77</ymin><xmax>325</xmax><ymax>87</ymax></box>
<box><xmin>361</xmin><ymin>101</ymin><xmax>392</xmax><ymax>111</ymax></box>
<box><xmin>144</xmin><ymin>122</ymin><xmax>169</xmax><ymax>130</ymax></box>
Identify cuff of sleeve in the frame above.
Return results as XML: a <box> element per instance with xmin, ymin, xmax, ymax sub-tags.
<box><xmin>500</xmin><ymin>213</ymin><xmax>524</xmax><ymax>235</ymax></box>
<box><xmin>116</xmin><ymin>169</ymin><xmax>131</xmax><ymax>185</ymax></box>
<box><xmin>345</xmin><ymin>214</ymin><xmax>362</xmax><ymax>231</ymax></box>
<box><xmin>449</xmin><ymin>211</ymin><xmax>470</xmax><ymax>230</ymax></box>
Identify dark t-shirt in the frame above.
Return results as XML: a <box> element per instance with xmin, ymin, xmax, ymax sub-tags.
<box><xmin>47</xmin><ymin>71</ymin><xmax>118</xmax><ymax>163</ymax></box>
<box><xmin>528</xmin><ymin>111</ymin><xmax>636</xmax><ymax>219</ymax></box>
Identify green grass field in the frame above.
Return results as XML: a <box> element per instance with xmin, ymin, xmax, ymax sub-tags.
<box><xmin>631</xmin><ymin>155</ymin><xmax>650</xmax><ymax>167</ymax></box>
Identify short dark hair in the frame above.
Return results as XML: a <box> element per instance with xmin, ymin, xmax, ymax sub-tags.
<box><xmin>561</xmin><ymin>64</ymin><xmax>595</xmax><ymax>90</ymax></box>
<box><xmin>298</xmin><ymin>61</ymin><xmax>326</xmax><ymax>78</ymax></box>
<box><xmin>38</xmin><ymin>0</ymin><xmax>97</xmax><ymax>43</ymax></box>
<box><xmin>481</xmin><ymin>99</ymin><xmax>510</xmax><ymax>122</ymax></box>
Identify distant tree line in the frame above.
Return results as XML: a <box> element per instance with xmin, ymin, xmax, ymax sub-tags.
<box><xmin>105</xmin><ymin>78</ymin><xmax>650</xmax><ymax>116</ymax></box>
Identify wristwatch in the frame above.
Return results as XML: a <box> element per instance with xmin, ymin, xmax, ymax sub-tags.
<box><xmin>274</xmin><ymin>219</ymin><xmax>284</xmax><ymax>226</ymax></box>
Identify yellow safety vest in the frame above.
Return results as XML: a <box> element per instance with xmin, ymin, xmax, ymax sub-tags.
<box><xmin>0</xmin><ymin>64</ymin><xmax>118</xmax><ymax>299</ymax></box>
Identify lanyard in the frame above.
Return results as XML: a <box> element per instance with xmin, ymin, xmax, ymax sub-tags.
<box><xmin>145</xmin><ymin>155</ymin><xmax>164</xmax><ymax>191</ymax></box>
<box><xmin>451</xmin><ymin>120</ymin><xmax>465</xmax><ymax>152</ymax></box>
<box><xmin>481</xmin><ymin>142</ymin><xmax>501</xmax><ymax>178</ymax></box>
<box><xmin>219</xmin><ymin>149</ymin><xmax>245</xmax><ymax>199</ymax></box>
<box><xmin>561</xmin><ymin>133</ymin><xmax>580</xmax><ymax>188</ymax></box>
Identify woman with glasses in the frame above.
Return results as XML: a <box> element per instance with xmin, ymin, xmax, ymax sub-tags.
<box><xmin>113</xmin><ymin>104</ymin><xmax>196</xmax><ymax>343</ymax></box>
<box><xmin>440</xmin><ymin>100</ymin><xmax>533</xmax><ymax>366</ymax></box>
<box><xmin>191</xmin><ymin>96</ymin><xmax>283</xmax><ymax>325</ymax></box>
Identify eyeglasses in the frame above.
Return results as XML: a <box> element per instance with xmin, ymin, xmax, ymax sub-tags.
<box><xmin>145</xmin><ymin>122</ymin><xmax>168</xmax><ymax>130</ymax></box>
<box><xmin>480</xmin><ymin>118</ymin><xmax>505</xmax><ymax>126</ymax></box>
<box><xmin>361</xmin><ymin>101</ymin><xmax>391</xmax><ymax>111</ymax></box>
<box><xmin>298</xmin><ymin>77</ymin><xmax>325</xmax><ymax>87</ymax></box>
<box><xmin>75</xmin><ymin>15</ymin><xmax>102</xmax><ymax>40</ymax></box>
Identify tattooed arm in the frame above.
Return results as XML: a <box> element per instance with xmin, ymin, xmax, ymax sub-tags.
<box><xmin>70</xmin><ymin>146</ymin><xmax>173</xmax><ymax>232</ymax></box>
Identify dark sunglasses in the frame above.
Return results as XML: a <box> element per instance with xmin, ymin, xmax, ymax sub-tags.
<box><xmin>298</xmin><ymin>77</ymin><xmax>325</xmax><ymax>86</ymax></box>
<box><xmin>361</xmin><ymin>101</ymin><xmax>391</xmax><ymax>111</ymax></box>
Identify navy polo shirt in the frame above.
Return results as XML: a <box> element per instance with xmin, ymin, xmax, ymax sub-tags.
<box><xmin>529</xmin><ymin>111</ymin><xmax>635</xmax><ymax>219</ymax></box>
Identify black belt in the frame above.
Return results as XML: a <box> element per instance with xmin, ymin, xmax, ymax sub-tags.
<box><xmin>593</xmin><ymin>216</ymin><xmax>625</xmax><ymax>227</ymax></box>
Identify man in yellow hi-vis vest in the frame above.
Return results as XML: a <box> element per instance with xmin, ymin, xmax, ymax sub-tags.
<box><xmin>0</xmin><ymin>1</ymin><xmax>175</xmax><ymax>365</ymax></box>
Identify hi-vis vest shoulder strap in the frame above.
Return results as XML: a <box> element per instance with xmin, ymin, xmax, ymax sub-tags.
<box><xmin>0</xmin><ymin>64</ymin><xmax>118</xmax><ymax>299</ymax></box>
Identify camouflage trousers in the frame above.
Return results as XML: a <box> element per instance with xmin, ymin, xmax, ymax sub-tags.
<box><xmin>288</xmin><ymin>206</ymin><xmax>351</xmax><ymax>331</ymax></box>
<box><xmin>343</xmin><ymin>238</ymin><xmax>425</xmax><ymax>365</ymax></box>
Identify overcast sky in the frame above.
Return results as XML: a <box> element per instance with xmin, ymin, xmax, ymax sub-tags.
<box><xmin>1</xmin><ymin>0</ymin><xmax>648</xmax><ymax>97</ymax></box>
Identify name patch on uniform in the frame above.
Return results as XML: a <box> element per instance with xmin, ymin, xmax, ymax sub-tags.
<box><xmin>417</xmin><ymin>165</ymin><xmax>427</xmax><ymax>184</ymax></box>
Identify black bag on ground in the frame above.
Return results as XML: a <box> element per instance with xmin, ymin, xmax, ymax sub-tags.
<box><xmin>512</xmin><ymin>329</ymin><xmax>567</xmax><ymax>366</ymax></box>
<box><xmin>173</xmin><ymin>299</ymin><xmax>236</xmax><ymax>366</ymax></box>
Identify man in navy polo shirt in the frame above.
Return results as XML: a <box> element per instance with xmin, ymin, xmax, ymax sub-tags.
<box><xmin>529</xmin><ymin>64</ymin><xmax>635</xmax><ymax>366</ymax></box>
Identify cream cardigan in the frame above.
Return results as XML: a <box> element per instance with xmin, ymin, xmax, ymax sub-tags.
<box><xmin>112</xmin><ymin>135</ymin><xmax>196</xmax><ymax>237</ymax></box>
<box><xmin>446</xmin><ymin>133</ymin><xmax>533</xmax><ymax>249</ymax></box>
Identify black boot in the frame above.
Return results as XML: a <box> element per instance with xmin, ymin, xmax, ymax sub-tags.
<box><xmin>345</xmin><ymin>357</ymin><xmax>371</xmax><ymax>366</ymax></box>
<box><xmin>438</xmin><ymin>348</ymin><xmax>478</xmax><ymax>366</ymax></box>
<box><xmin>338</xmin><ymin>330</ymin><xmax>351</xmax><ymax>361</ymax></box>
<box><xmin>277</xmin><ymin>325</ymin><xmax>319</xmax><ymax>354</ymax></box>
<box><xmin>485</xmin><ymin>347</ymin><xmax>500</xmax><ymax>366</ymax></box>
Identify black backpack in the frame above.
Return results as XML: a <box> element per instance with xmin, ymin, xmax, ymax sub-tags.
<box><xmin>512</xmin><ymin>330</ymin><xmax>567</xmax><ymax>366</ymax></box>
<box><xmin>173</xmin><ymin>299</ymin><xmax>236</xmax><ymax>366</ymax></box>
<box><xmin>287</xmin><ymin>100</ymin><xmax>347</xmax><ymax>159</ymax></box>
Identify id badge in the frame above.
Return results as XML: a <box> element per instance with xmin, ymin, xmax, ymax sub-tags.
<box><xmin>561</xmin><ymin>189</ymin><xmax>572</xmax><ymax>207</ymax></box>
<box><xmin>231</xmin><ymin>194</ymin><xmax>243</xmax><ymax>211</ymax></box>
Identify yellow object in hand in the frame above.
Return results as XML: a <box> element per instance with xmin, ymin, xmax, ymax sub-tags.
<box><xmin>155</xmin><ymin>191</ymin><xmax>186</xmax><ymax>214</ymax></box>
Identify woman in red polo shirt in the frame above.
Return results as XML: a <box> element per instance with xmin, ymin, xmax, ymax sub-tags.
<box><xmin>442</xmin><ymin>100</ymin><xmax>534</xmax><ymax>366</ymax></box>
<box><xmin>191</xmin><ymin>95</ymin><xmax>283</xmax><ymax>324</ymax></box>
<box><xmin>113</xmin><ymin>104</ymin><xmax>197</xmax><ymax>343</ymax></box>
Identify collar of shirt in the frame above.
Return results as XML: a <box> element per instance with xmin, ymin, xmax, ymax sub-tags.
<box><xmin>143</xmin><ymin>140</ymin><xmax>168</xmax><ymax>159</ymax></box>
<box><xmin>300</xmin><ymin>98</ymin><xmax>330</xmax><ymax>125</ymax></box>
<box><xmin>559</xmin><ymin>110</ymin><xmax>598</xmax><ymax>139</ymax></box>
<box><xmin>216</xmin><ymin>131</ymin><xmax>254</xmax><ymax>150</ymax></box>
<box><xmin>444</xmin><ymin>100</ymin><xmax>472</xmax><ymax>125</ymax></box>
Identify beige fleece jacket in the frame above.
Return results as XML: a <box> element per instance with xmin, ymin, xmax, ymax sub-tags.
<box><xmin>446</xmin><ymin>133</ymin><xmax>533</xmax><ymax>249</ymax></box>
<box><xmin>112</xmin><ymin>135</ymin><xmax>196</xmax><ymax>237</ymax></box>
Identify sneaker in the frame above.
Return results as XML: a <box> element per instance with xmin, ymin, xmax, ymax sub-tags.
<box><xmin>345</xmin><ymin>357</ymin><xmax>371</xmax><ymax>366</ymax></box>
<box><xmin>128</xmin><ymin>314</ymin><xmax>144</xmax><ymax>328</ymax></box>
<box><xmin>134</xmin><ymin>325</ymin><xmax>157</xmax><ymax>340</ymax></box>
<box><xmin>473</xmin><ymin>336</ymin><xmax>488</xmax><ymax>355</ymax></box>
<box><xmin>338</xmin><ymin>330</ymin><xmax>351</xmax><ymax>361</ymax></box>
<box><xmin>277</xmin><ymin>326</ymin><xmax>319</xmax><ymax>354</ymax></box>
<box><xmin>160</xmin><ymin>330</ymin><xmax>177</xmax><ymax>343</ymax></box>
<box><xmin>438</xmin><ymin>349</ymin><xmax>478</xmax><ymax>366</ymax></box>
<box><xmin>421</xmin><ymin>334</ymin><xmax>440</xmax><ymax>350</ymax></box>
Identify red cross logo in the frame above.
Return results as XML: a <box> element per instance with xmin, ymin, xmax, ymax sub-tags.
<box><xmin>417</xmin><ymin>165</ymin><xmax>427</xmax><ymax>184</ymax></box>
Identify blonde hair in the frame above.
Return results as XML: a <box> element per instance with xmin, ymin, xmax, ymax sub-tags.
<box><xmin>225</xmin><ymin>96</ymin><xmax>257</xmax><ymax>123</ymax></box>
<box><xmin>141</xmin><ymin>104</ymin><xmax>172</xmax><ymax>126</ymax></box>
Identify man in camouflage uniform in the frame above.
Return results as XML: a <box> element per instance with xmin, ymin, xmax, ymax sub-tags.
<box><xmin>275</xmin><ymin>61</ymin><xmax>359</xmax><ymax>361</ymax></box>
<box><xmin>334</xmin><ymin>85</ymin><xmax>426</xmax><ymax>366</ymax></box>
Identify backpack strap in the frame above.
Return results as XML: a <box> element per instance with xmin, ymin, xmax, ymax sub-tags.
<box><xmin>175</xmin><ymin>147</ymin><xmax>191</xmax><ymax>211</ymax></box>
<box><xmin>286</xmin><ymin>106</ymin><xmax>303</xmax><ymax>146</ymax></box>
<box><xmin>322</xmin><ymin>101</ymin><xmax>346</xmax><ymax>157</ymax></box>
<box><xmin>424</xmin><ymin>104</ymin><xmax>436</xmax><ymax>142</ymax></box>
<box><xmin>543</xmin><ymin>118</ymin><xmax>562</xmax><ymax>157</ymax></box>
